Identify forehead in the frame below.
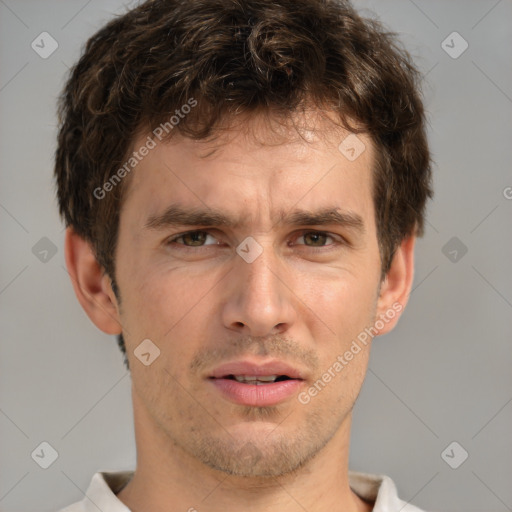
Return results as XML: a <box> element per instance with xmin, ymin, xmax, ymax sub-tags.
<box><xmin>121</xmin><ymin>111</ymin><xmax>376</xmax><ymax>230</ymax></box>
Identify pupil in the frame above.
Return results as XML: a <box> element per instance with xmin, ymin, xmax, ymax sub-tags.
<box><xmin>185</xmin><ymin>232</ymin><xmax>205</xmax><ymax>246</ymax></box>
<box><xmin>306</xmin><ymin>233</ymin><xmax>326</xmax><ymax>246</ymax></box>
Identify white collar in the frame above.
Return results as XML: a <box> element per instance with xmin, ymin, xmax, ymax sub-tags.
<box><xmin>62</xmin><ymin>469</ymin><xmax>426</xmax><ymax>512</ymax></box>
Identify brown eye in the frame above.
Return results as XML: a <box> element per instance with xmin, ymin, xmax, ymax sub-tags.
<box><xmin>168</xmin><ymin>230</ymin><xmax>218</xmax><ymax>247</ymax></box>
<box><xmin>181</xmin><ymin>231</ymin><xmax>207</xmax><ymax>246</ymax></box>
<box><xmin>297</xmin><ymin>232</ymin><xmax>335</xmax><ymax>247</ymax></box>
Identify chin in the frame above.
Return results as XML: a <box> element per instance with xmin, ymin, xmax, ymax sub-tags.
<box><xmin>189</xmin><ymin>421</ymin><xmax>329</xmax><ymax>478</ymax></box>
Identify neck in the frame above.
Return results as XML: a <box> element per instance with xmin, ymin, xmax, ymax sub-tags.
<box><xmin>117</xmin><ymin>389</ymin><xmax>372</xmax><ymax>512</ymax></box>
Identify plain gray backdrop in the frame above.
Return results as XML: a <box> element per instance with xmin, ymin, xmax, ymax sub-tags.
<box><xmin>1</xmin><ymin>1</ymin><xmax>511</xmax><ymax>511</ymax></box>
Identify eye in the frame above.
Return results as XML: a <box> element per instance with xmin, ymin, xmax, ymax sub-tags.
<box><xmin>167</xmin><ymin>230</ymin><xmax>220</xmax><ymax>247</ymax></box>
<box><xmin>165</xmin><ymin>229</ymin><xmax>344</xmax><ymax>252</ymax></box>
<box><xmin>294</xmin><ymin>231</ymin><xmax>338</xmax><ymax>247</ymax></box>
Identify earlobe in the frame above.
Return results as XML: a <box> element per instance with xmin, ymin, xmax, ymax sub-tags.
<box><xmin>64</xmin><ymin>227</ymin><xmax>123</xmax><ymax>335</ymax></box>
<box><xmin>374</xmin><ymin>235</ymin><xmax>416</xmax><ymax>336</ymax></box>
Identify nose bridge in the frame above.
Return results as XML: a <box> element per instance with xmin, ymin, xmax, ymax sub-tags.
<box><xmin>222</xmin><ymin>237</ymin><xmax>296</xmax><ymax>336</ymax></box>
<box><xmin>243</xmin><ymin>241</ymin><xmax>281</xmax><ymax>299</ymax></box>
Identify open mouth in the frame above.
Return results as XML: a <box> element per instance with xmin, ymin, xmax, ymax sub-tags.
<box><xmin>208</xmin><ymin>360</ymin><xmax>306</xmax><ymax>405</ymax></box>
<box><xmin>221</xmin><ymin>374</ymin><xmax>294</xmax><ymax>385</ymax></box>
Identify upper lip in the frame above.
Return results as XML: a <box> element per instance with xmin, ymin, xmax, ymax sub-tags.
<box><xmin>209</xmin><ymin>359</ymin><xmax>305</xmax><ymax>380</ymax></box>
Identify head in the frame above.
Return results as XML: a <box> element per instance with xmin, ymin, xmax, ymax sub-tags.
<box><xmin>56</xmin><ymin>0</ymin><xmax>432</xmax><ymax>478</ymax></box>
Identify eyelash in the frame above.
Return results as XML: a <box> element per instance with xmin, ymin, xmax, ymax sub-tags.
<box><xmin>165</xmin><ymin>230</ymin><xmax>344</xmax><ymax>251</ymax></box>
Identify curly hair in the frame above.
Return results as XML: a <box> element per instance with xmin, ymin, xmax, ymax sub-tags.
<box><xmin>54</xmin><ymin>0</ymin><xmax>433</xmax><ymax>368</ymax></box>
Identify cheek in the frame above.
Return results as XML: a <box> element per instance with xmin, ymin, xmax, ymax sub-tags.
<box><xmin>120</xmin><ymin>267</ymin><xmax>218</xmax><ymax>367</ymax></box>
<box><xmin>118</xmin><ymin>273</ymin><xmax>161</xmax><ymax>339</ymax></box>
<box><xmin>300</xmin><ymin>267</ymin><xmax>379</xmax><ymax>336</ymax></box>
<box><xmin>299</xmin><ymin>345</ymin><xmax>371</xmax><ymax>414</ymax></box>
<box><xmin>298</xmin><ymin>267</ymin><xmax>378</xmax><ymax>391</ymax></box>
<box><xmin>123</xmin><ymin>263</ymin><xmax>201</xmax><ymax>325</ymax></box>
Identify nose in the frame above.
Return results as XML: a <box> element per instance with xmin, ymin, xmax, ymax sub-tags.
<box><xmin>221</xmin><ymin>244</ymin><xmax>297</xmax><ymax>337</ymax></box>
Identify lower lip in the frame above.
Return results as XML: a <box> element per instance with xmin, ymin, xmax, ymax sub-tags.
<box><xmin>210</xmin><ymin>378</ymin><xmax>303</xmax><ymax>406</ymax></box>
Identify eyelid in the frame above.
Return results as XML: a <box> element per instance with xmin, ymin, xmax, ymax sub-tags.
<box><xmin>166</xmin><ymin>229</ymin><xmax>346</xmax><ymax>248</ymax></box>
<box><xmin>294</xmin><ymin>230</ymin><xmax>340</xmax><ymax>245</ymax></box>
<box><xmin>167</xmin><ymin>229</ymin><xmax>221</xmax><ymax>246</ymax></box>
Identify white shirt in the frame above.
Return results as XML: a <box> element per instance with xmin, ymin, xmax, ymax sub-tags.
<box><xmin>57</xmin><ymin>470</ymin><xmax>427</xmax><ymax>512</ymax></box>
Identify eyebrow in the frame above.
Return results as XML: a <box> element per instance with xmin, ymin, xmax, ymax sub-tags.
<box><xmin>144</xmin><ymin>204</ymin><xmax>365</xmax><ymax>234</ymax></box>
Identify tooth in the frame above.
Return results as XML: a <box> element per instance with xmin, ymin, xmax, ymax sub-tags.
<box><xmin>256</xmin><ymin>375</ymin><xmax>278</xmax><ymax>382</ymax></box>
<box><xmin>232</xmin><ymin>375</ymin><xmax>279</xmax><ymax>383</ymax></box>
<box><xmin>233</xmin><ymin>375</ymin><xmax>256</xmax><ymax>382</ymax></box>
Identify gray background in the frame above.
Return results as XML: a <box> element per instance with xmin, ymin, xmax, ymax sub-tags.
<box><xmin>1</xmin><ymin>1</ymin><xmax>511</xmax><ymax>511</ymax></box>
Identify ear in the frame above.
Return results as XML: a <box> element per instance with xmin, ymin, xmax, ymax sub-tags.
<box><xmin>64</xmin><ymin>227</ymin><xmax>123</xmax><ymax>335</ymax></box>
<box><xmin>374</xmin><ymin>235</ymin><xmax>416</xmax><ymax>336</ymax></box>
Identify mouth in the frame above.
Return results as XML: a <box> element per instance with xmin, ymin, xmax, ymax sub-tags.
<box><xmin>221</xmin><ymin>374</ymin><xmax>293</xmax><ymax>385</ymax></box>
<box><xmin>208</xmin><ymin>361</ymin><xmax>305</xmax><ymax>406</ymax></box>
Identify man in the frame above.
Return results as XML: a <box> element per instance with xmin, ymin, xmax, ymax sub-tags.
<box><xmin>55</xmin><ymin>0</ymin><xmax>433</xmax><ymax>510</ymax></box>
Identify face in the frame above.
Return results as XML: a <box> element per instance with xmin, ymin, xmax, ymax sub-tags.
<box><xmin>111</xmin><ymin>113</ymin><xmax>388</xmax><ymax>477</ymax></box>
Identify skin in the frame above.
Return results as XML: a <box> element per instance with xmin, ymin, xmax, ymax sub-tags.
<box><xmin>65</xmin><ymin>111</ymin><xmax>415</xmax><ymax>512</ymax></box>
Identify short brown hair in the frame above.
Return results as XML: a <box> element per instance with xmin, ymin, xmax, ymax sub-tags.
<box><xmin>55</xmin><ymin>0</ymin><xmax>433</xmax><ymax>365</ymax></box>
